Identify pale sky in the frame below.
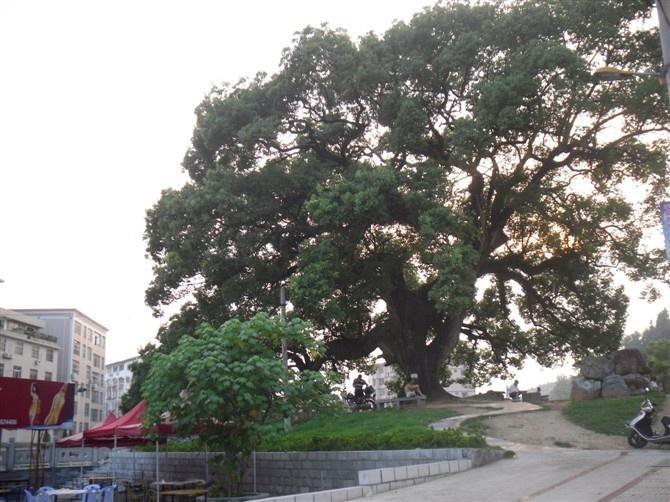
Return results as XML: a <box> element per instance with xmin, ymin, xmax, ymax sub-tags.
<box><xmin>0</xmin><ymin>0</ymin><xmax>667</xmax><ymax>382</ymax></box>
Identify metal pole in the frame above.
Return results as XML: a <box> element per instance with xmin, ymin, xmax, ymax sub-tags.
<box><xmin>252</xmin><ymin>450</ymin><xmax>256</xmax><ymax>494</ymax></box>
<box><xmin>204</xmin><ymin>444</ymin><xmax>208</xmax><ymax>483</ymax></box>
<box><xmin>79</xmin><ymin>437</ymin><xmax>84</xmax><ymax>480</ymax></box>
<box><xmin>113</xmin><ymin>434</ymin><xmax>117</xmax><ymax>485</ymax></box>
<box><xmin>656</xmin><ymin>0</ymin><xmax>670</xmax><ymax>100</ymax></box>
<box><xmin>155</xmin><ymin>440</ymin><xmax>160</xmax><ymax>502</ymax></box>
<box><xmin>280</xmin><ymin>285</ymin><xmax>288</xmax><ymax>367</ymax></box>
<box><xmin>280</xmin><ymin>285</ymin><xmax>291</xmax><ymax>430</ymax></box>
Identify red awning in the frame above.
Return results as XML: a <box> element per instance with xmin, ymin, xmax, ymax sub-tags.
<box><xmin>84</xmin><ymin>401</ymin><xmax>146</xmax><ymax>440</ymax></box>
<box><xmin>56</xmin><ymin>411</ymin><xmax>117</xmax><ymax>447</ymax></box>
<box><xmin>84</xmin><ymin>401</ymin><xmax>174</xmax><ymax>442</ymax></box>
<box><xmin>57</xmin><ymin>401</ymin><xmax>175</xmax><ymax>448</ymax></box>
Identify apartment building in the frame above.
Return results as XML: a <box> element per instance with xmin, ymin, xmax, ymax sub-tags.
<box><xmin>16</xmin><ymin>309</ymin><xmax>108</xmax><ymax>433</ymax></box>
<box><xmin>104</xmin><ymin>356</ymin><xmax>139</xmax><ymax>415</ymax></box>
<box><xmin>0</xmin><ymin>308</ymin><xmax>60</xmax><ymax>443</ymax></box>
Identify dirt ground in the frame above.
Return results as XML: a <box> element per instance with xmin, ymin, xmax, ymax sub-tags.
<box><xmin>437</xmin><ymin>396</ymin><xmax>670</xmax><ymax>450</ymax></box>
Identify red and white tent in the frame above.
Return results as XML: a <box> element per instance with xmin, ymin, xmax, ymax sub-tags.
<box><xmin>56</xmin><ymin>412</ymin><xmax>117</xmax><ymax>448</ymax></box>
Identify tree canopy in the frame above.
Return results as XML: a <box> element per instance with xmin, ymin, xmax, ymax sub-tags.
<box><xmin>145</xmin><ymin>0</ymin><xmax>670</xmax><ymax>397</ymax></box>
<box><xmin>622</xmin><ymin>308</ymin><xmax>670</xmax><ymax>350</ymax></box>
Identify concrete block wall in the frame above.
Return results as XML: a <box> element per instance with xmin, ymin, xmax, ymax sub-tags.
<box><xmin>253</xmin><ymin>457</ymin><xmax>479</xmax><ymax>502</ymax></box>
<box><xmin>249</xmin><ymin>448</ymin><xmax>479</xmax><ymax>495</ymax></box>
<box><xmin>109</xmin><ymin>447</ymin><xmax>505</xmax><ymax>496</ymax></box>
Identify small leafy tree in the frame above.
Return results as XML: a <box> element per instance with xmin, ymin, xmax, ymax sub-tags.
<box><xmin>142</xmin><ymin>314</ymin><xmax>337</xmax><ymax>496</ymax></box>
<box><xmin>646</xmin><ymin>339</ymin><xmax>670</xmax><ymax>392</ymax></box>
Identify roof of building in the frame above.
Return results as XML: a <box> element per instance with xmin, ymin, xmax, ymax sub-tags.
<box><xmin>105</xmin><ymin>355</ymin><xmax>140</xmax><ymax>368</ymax></box>
<box><xmin>14</xmin><ymin>308</ymin><xmax>109</xmax><ymax>332</ymax></box>
<box><xmin>0</xmin><ymin>307</ymin><xmax>46</xmax><ymax>329</ymax></box>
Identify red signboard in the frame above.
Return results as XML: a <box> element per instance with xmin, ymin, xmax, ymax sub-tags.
<box><xmin>0</xmin><ymin>377</ymin><xmax>74</xmax><ymax>429</ymax></box>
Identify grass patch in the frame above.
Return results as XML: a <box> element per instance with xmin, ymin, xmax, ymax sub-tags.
<box><xmin>562</xmin><ymin>392</ymin><xmax>665</xmax><ymax>436</ymax></box>
<box><xmin>260</xmin><ymin>408</ymin><xmax>487</xmax><ymax>451</ymax></box>
<box><xmin>459</xmin><ymin>416</ymin><xmax>490</xmax><ymax>436</ymax></box>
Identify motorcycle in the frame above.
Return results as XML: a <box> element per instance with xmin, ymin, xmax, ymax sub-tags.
<box><xmin>626</xmin><ymin>388</ymin><xmax>670</xmax><ymax>448</ymax></box>
<box><xmin>346</xmin><ymin>385</ymin><xmax>376</xmax><ymax>412</ymax></box>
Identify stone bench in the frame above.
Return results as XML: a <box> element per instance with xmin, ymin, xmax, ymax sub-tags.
<box><xmin>374</xmin><ymin>396</ymin><xmax>427</xmax><ymax>410</ymax></box>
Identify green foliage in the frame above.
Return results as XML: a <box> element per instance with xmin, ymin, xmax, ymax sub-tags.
<box><xmin>144</xmin><ymin>0</ymin><xmax>670</xmax><ymax>395</ymax></box>
<box><xmin>141</xmin><ymin>314</ymin><xmax>338</xmax><ymax>495</ymax></box>
<box><xmin>458</xmin><ymin>416</ymin><xmax>491</xmax><ymax>437</ymax></box>
<box><xmin>646</xmin><ymin>340</ymin><xmax>670</xmax><ymax>384</ymax></box>
<box><xmin>563</xmin><ymin>392</ymin><xmax>665</xmax><ymax>436</ymax></box>
<box><xmin>260</xmin><ymin>408</ymin><xmax>485</xmax><ymax>451</ymax></box>
<box><xmin>623</xmin><ymin>309</ymin><xmax>670</xmax><ymax>350</ymax></box>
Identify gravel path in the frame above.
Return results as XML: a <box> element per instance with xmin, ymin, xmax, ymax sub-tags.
<box><xmin>476</xmin><ymin>396</ymin><xmax>670</xmax><ymax>450</ymax></box>
<box><xmin>484</xmin><ymin>406</ymin><xmax>627</xmax><ymax>449</ymax></box>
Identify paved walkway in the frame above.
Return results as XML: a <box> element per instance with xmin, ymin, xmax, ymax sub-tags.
<box><xmin>365</xmin><ymin>444</ymin><xmax>670</xmax><ymax>501</ymax></box>
<box><xmin>365</xmin><ymin>401</ymin><xmax>670</xmax><ymax>501</ymax></box>
<box><xmin>431</xmin><ymin>400</ymin><xmax>542</xmax><ymax>430</ymax></box>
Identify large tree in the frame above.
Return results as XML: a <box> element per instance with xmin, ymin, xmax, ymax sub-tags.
<box><xmin>145</xmin><ymin>0</ymin><xmax>670</xmax><ymax>397</ymax></box>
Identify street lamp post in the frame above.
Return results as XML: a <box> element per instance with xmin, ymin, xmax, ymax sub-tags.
<box><xmin>593</xmin><ymin>0</ymin><xmax>670</xmax><ymax>102</ymax></box>
<box><xmin>656</xmin><ymin>0</ymin><xmax>670</xmax><ymax>100</ymax></box>
<box><xmin>279</xmin><ymin>285</ymin><xmax>291</xmax><ymax>430</ymax></box>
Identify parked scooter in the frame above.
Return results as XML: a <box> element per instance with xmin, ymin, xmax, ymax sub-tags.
<box><xmin>626</xmin><ymin>388</ymin><xmax>670</xmax><ymax>448</ymax></box>
<box><xmin>346</xmin><ymin>385</ymin><xmax>376</xmax><ymax>412</ymax></box>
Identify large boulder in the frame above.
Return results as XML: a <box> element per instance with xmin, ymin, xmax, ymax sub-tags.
<box><xmin>576</xmin><ymin>356</ymin><xmax>614</xmax><ymax>380</ymax></box>
<box><xmin>622</xmin><ymin>373</ymin><xmax>651</xmax><ymax>394</ymax></box>
<box><xmin>601</xmin><ymin>374</ymin><xmax>631</xmax><ymax>398</ymax></box>
<box><xmin>571</xmin><ymin>378</ymin><xmax>601</xmax><ymax>401</ymax></box>
<box><xmin>612</xmin><ymin>349</ymin><xmax>650</xmax><ymax>375</ymax></box>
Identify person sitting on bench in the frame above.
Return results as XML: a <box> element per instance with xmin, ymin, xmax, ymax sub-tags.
<box><xmin>508</xmin><ymin>379</ymin><xmax>521</xmax><ymax>400</ymax></box>
<box><xmin>403</xmin><ymin>376</ymin><xmax>424</xmax><ymax>398</ymax></box>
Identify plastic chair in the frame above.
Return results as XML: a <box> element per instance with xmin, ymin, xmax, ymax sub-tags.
<box><xmin>101</xmin><ymin>485</ymin><xmax>115</xmax><ymax>502</ymax></box>
<box><xmin>81</xmin><ymin>486</ymin><xmax>101</xmax><ymax>502</ymax></box>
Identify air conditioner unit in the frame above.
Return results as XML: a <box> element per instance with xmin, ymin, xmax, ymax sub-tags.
<box><xmin>2</xmin><ymin>352</ymin><xmax>12</xmax><ymax>360</ymax></box>
<box><xmin>34</xmin><ymin>359</ymin><xmax>40</xmax><ymax>365</ymax></box>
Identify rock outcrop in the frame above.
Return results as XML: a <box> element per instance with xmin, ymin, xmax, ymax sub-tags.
<box><xmin>571</xmin><ymin>349</ymin><xmax>650</xmax><ymax>400</ymax></box>
<box><xmin>570</xmin><ymin>377</ymin><xmax>602</xmax><ymax>401</ymax></box>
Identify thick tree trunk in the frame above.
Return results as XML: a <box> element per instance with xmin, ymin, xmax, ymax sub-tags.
<box><xmin>405</xmin><ymin>349</ymin><xmax>453</xmax><ymax>400</ymax></box>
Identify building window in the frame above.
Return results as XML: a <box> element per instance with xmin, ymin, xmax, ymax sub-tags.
<box><xmin>32</xmin><ymin>346</ymin><xmax>39</xmax><ymax>359</ymax></box>
<box><xmin>13</xmin><ymin>366</ymin><xmax>21</xmax><ymax>378</ymax></box>
<box><xmin>93</xmin><ymin>354</ymin><xmax>100</xmax><ymax>368</ymax></box>
<box><xmin>45</xmin><ymin>371</ymin><xmax>53</xmax><ymax>381</ymax></box>
<box><xmin>15</xmin><ymin>341</ymin><xmax>23</xmax><ymax>355</ymax></box>
<box><xmin>30</xmin><ymin>369</ymin><xmax>38</xmax><ymax>379</ymax></box>
<box><xmin>84</xmin><ymin>403</ymin><xmax>90</xmax><ymax>417</ymax></box>
<box><xmin>86</xmin><ymin>366</ymin><xmax>92</xmax><ymax>381</ymax></box>
<box><xmin>86</xmin><ymin>347</ymin><xmax>92</xmax><ymax>361</ymax></box>
<box><xmin>0</xmin><ymin>363</ymin><xmax>4</xmax><ymax>376</ymax></box>
<box><xmin>0</xmin><ymin>337</ymin><xmax>5</xmax><ymax>351</ymax></box>
<box><xmin>74</xmin><ymin>321</ymin><xmax>82</xmax><ymax>337</ymax></box>
<box><xmin>46</xmin><ymin>349</ymin><xmax>54</xmax><ymax>362</ymax></box>
<box><xmin>73</xmin><ymin>340</ymin><xmax>81</xmax><ymax>356</ymax></box>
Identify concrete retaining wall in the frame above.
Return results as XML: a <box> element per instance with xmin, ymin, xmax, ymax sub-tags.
<box><xmin>110</xmin><ymin>448</ymin><xmax>504</xmax><ymax>496</ymax></box>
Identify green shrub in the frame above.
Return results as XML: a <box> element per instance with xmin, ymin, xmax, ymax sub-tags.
<box><xmin>261</xmin><ymin>427</ymin><xmax>486</xmax><ymax>451</ymax></box>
